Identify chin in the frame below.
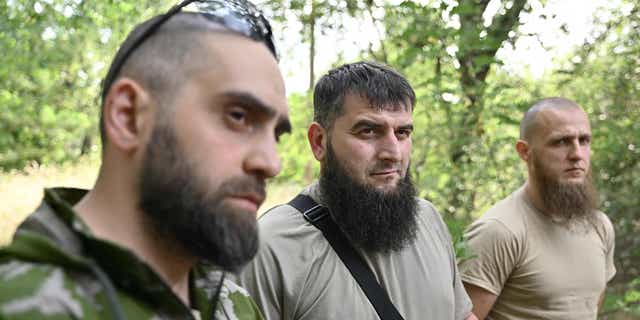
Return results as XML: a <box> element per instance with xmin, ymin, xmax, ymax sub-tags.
<box><xmin>374</xmin><ymin>182</ymin><xmax>400</xmax><ymax>193</ymax></box>
<box><xmin>561</xmin><ymin>177</ymin><xmax>585</xmax><ymax>185</ymax></box>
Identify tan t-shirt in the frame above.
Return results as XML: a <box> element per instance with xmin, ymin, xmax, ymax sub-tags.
<box><xmin>459</xmin><ymin>187</ymin><xmax>616</xmax><ymax>320</ymax></box>
<box><xmin>240</xmin><ymin>183</ymin><xmax>472</xmax><ymax>320</ymax></box>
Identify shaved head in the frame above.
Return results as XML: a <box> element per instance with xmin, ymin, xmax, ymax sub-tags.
<box><xmin>100</xmin><ymin>13</ymin><xmax>245</xmax><ymax>143</ymax></box>
<box><xmin>520</xmin><ymin>97</ymin><xmax>583</xmax><ymax>142</ymax></box>
<box><xmin>516</xmin><ymin>97</ymin><xmax>596</xmax><ymax>225</ymax></box>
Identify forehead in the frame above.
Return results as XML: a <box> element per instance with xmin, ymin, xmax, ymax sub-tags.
<box><xmin>189</xmin><ymin>32</ymin><xmax>288</xmax><ymax>114</ymax></box>
<box><xmin>338</xmin><ymin>93</ymin><xmax>412</xmax><ymax>122</ymax></box>
<box><xmin>535</xmin><ymin>107</ymin><xmax>591</xmax><ymax>139</ymax></box>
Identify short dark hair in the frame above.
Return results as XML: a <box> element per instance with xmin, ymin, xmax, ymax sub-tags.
<box><xmin>99</xmin><ymin>13</ymin><xmax>231</xmax><ymax>144</ymax></box>
<box><xmin>313</xmin><ymin>61</ymin><xmax>416</xmax><ymax>129</ymax></box>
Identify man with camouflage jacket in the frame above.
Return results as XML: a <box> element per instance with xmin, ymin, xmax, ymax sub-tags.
<box><xmin>0</xmin><ymin>0</ymin><xmax>290</xmax><ymax>319</ymax></box>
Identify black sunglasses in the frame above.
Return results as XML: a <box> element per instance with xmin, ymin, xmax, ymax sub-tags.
<box><xmin>101</xmin><ymin>0</ymin><xmax>276</xmax><ymax>101</ymax></box>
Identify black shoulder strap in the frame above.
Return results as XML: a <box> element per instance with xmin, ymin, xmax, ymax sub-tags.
<box><xmin>289</xmin><ymin>194</ymin><xmax>405</xmax><ymax>320</ymax></box>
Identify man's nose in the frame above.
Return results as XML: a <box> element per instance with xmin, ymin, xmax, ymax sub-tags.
<box><xmin>567</xmin><ymin>139</ymin><xmax>588</xmax><ymax>161</ymax></box>
<box><xmin>244</xmin><ymin>136</ymin><xmax>282</xmax><ymax>180</ymax></box>
<box><xmin>377</xmin><ymin>131</ymin><xmax>402</xmax><ymax>162</ymax></box>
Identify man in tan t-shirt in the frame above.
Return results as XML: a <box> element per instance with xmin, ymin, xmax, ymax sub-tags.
<box><xmin>459</xmin><ymin>97</ymin><xmax>616</xmax><ymax>320</ymax></box>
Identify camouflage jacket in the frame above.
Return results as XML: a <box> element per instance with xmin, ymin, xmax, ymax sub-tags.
<box><xmin>0</xmin><ymin>188</ymin><xmax>264</xmax><ymax>320</ymax></box>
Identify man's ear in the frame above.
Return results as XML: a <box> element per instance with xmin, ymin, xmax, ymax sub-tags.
<box><xmin>516</xmin><ymin>139</ymin><xmax>530</xmax><ymax>162</ymax></box>
<box><xmin>308</xmin><ymin>122</ymin><xmax>328</xmax><ymax>161</ymax></box>
<box><xmin>102</xmin><ymin>78</ymin><xmax>153</xmax><ymax>153</ymax></box>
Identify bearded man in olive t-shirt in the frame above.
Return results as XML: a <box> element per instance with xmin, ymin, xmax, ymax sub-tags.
<box><xmin>241</xmin><ymin>61</ymin><xmax>475</xmax><ymax>320</ymax></box>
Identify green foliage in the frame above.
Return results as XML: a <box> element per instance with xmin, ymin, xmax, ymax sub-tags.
<box><xmin>275</xmin><ymin>92</ymin><xmax>318</xmax><ymax>185</ymax></box>
<box><xmin>377</xmin><ymin>0</ymin><xmax>531</xmax><ymax>221</ymax></box>
<box><xmin>2</xmin><ymin>0</ymin><xmax>639</xmax><ymax>316</ymax></box>
<box><xmin>444</xmin><ymin>214</ymin><xmax>474</xmax><ymax>264</ymax></box>
<box><xmin>603</xmin><ymin>278</ymin><xmax>640</xmax><ymax>317</ymax></box>
<box><xmin>0</xmin><ymin>0</ymin><xmax>170</xmax><ymax>170</ymax></box>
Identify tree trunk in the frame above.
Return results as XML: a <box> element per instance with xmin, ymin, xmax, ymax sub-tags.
<box><xmin>308</xmin><ymin>1</ymin><xmax>316</xmax><ymax>92</ymax></box>
<box><xmin>447</xmin><ymin>0</ymin><xmax>527</xmax><ymax>220</ymax></box>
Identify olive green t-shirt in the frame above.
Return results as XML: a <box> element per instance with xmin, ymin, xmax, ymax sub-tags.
<box><xmin>459</xmin><ymin>187</ymin><xmax>616</xmax><ymax>320</ymax></box>
<box><xmin>240</xmin><ymin>183</ymin><xmax>472</xmax><ymax>320</ymax></box>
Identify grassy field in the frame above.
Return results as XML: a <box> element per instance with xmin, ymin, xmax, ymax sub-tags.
<box><xmin>0</xmin><ymin>157</ymin><xmax>99</xmax><ymax>245</ymax></box>
<box><xmin>0</xmin><ymin>156</ymin><xmax>300</xmax><ymax>246</ymax></box>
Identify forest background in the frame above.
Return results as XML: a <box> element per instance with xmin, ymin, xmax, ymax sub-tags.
<box><xmin>0</xmin><ymin>0</ymin><xmax>638</xmax><ymax>318</ymax></box>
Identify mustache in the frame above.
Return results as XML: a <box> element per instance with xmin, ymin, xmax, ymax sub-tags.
<box><xmin>369</xmin><ymin>163</ymin><xmax>402</xmax><ymax>173</ymax></box>
<box><xmin>217</xmin><ymin>177</ymin><xmax>266</xmax><ymax>200</ymax></box>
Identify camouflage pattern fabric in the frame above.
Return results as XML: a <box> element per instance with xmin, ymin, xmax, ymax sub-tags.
<box><xmin>0</xmin><ymin>188</ymin><xmax>264</xmax><ymax>320</ymax></box>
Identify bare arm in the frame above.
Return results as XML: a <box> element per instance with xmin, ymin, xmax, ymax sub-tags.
<box><xmin>463</xmin><ymin>282</ymin><xmax>498</xmax><ymax>320</ymax></box>
<box><xmin>465</xmin><ymin>312</ymin><xmax>480</xmax><ymax>320</ymax></box>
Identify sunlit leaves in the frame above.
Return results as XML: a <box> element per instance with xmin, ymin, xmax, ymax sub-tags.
<box><xmin>0</xmin><ymin>0</ymin><xmax>169</xmax><ymax>170</ymax></box>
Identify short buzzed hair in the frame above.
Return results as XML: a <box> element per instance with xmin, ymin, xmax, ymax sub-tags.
<box><xmin>313</xmin><ymin>61</ymin><xmax>416</xmax><ymax>129</ymax></box>
<box><xmin>99</xmin><ymin>13</ymin><xmax>232</xmax><ymax>144</ymax></box>
<box><xmin>519</xmin><ymin>97</ymin><xmax>582</xmax><ymax>141</ymax></box>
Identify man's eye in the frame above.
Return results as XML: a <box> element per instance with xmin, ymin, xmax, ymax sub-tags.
<box><xmin>229</xmin><ymin>110</ymin><xmax>246</xmax><ymax>122</ymax></box>
<box><xmin>227</xmin><ymin>107</ymin><xmax>248</xmax><ymax>125</ymax></box>
<box><xmin>396</xmin><ymin>129</ymin><xmax>412</xmax><ymax>139</ymax></box>
<box><xmin>358</xmin><ymin>128</ymin><xmax>375</xmax><ymax>137</ymax></box>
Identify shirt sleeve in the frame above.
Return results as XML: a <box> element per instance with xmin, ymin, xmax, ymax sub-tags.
<box><xmin>458</xmin><ymin>218</ymin><xmax>521</xmax><ymax>296</ymax></box>
<box><xmin>452</xmin><ymin>255</ymin><xmax>474</xmax><ymax>320</ymax></box>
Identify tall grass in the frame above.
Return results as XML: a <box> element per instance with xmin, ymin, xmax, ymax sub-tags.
<box><xmin>0</xmin><ymin>156</ymin><xmax>100</xmax><ymax>245</ymax></box>
<box><xmin>0</xmin><ymin>155</ymin><xmax>301</xmax><ymax>246</ymax></box>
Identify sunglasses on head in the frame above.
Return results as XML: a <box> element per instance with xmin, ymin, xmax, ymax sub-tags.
<box><xmin>102</xmin><ymin>0</ymin><xmax>276</xmax><ymax>101</ymax></box>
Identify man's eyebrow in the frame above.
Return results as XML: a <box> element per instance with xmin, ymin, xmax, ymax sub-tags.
<box><xmin>351</xmin><ymin>120</ymin><xmax>414</xmax><ymax>131</ymax></box>
<box><xmin>549</xmin><ymin>132</ymin><xmax>591</xmax><ymax>141</ymax></box>
<box><xmin>276</xmin><ymin>117</ymin><xmax>292</xmax><ymax>137</ymax></box>
<box><xmin>398</xmin><ymin>124</ymin><xmax>414</xmax><ymax>131</ymax></box>
<box><xmin>351</xmin><ymin>119</ymin><xmax>382</xmax><ymax>130</ymax></box>
<box><xmin>221</xmin><ymin>91</ymin><xmax>291</xmax><ymax>135</ymax></box>
<box><xmin>549</xmin><ymin>133</ymin><xmax>573</xmax><ymax>140</ymax></box>
<box><xmin>222</xmin><ymin>91</ymin><xmax>276</xmax><ymax>116</ymax></box>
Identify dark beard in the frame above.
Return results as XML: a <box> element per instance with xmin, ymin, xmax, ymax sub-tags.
<box><xmin>319</xmin><ymin>144</ymin><xmax>418</xmax><ymax>254</ymax></box>
<box><xmin>138</xmin><ymin>122</ymin><xmax>262</xmax><ymax>272</ymax></box>
<box><xmin>532</xmin><ymin>153</ymin><xmax>599</xmax><ymax>229</ymax></box>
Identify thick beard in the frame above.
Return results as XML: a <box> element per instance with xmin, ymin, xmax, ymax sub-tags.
<box><xmin>138</xmin><ymin>123</ymin><xmax>262</xmax><ymax>272</ymax></box>
<box><xmin>532</xmin><ymin>153</ymin><xmax>599</xmax><ymax>230</ymax></box>
<box><xmin>319</xmin><ymin>143</ymin><xmax>418</xmax><ymax>254</ymax></box>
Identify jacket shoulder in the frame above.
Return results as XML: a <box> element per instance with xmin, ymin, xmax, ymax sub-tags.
<box><xmin>215</xmin><ymin>277</ymin><xmax>264</xmax><ymax>320</ymax></box>
<box><xmin>0</xmin><ymin>259</ymin><xmax>99</xmax><ymax>319</ymax></box>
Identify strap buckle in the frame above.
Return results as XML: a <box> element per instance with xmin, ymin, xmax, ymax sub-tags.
<box><xmin>302</xmin><ymin>204</ymin><xmax>328</xmax><ymax>224</ymax></box>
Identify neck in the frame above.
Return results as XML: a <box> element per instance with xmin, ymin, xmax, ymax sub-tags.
<box><xmin>523</xmin><ymin>180</ymin><xmax>546</xmax><ymax>215</ymax></box>
<box><xmin>74</xmin><ymin>168</ymin><xmax>196</xmax><ymax>305</ymax></box>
